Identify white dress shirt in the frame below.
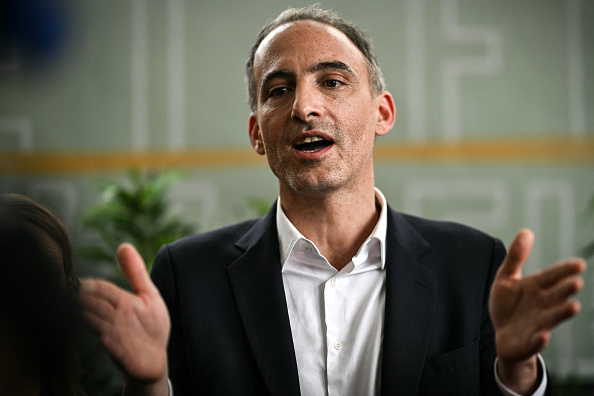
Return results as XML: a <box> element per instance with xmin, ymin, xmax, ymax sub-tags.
<box><xmin>276</xmin><ymin>188</ymin><xmax>547</xmax><ymax>396</ymax></box>
<box><xmin>278</xmin><ymin>189</ymin><xmax>388</xmax><ymax>396</ymax></box>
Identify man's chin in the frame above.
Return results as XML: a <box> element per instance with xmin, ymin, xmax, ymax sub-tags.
<box><xmin>280</xmin><ymin>176</ymin><xmax>343</xmax><ymax>198</ymax></box>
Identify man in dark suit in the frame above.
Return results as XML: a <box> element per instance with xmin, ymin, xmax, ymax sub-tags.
<box><xmin>80</xmin><ymin>5</ymin><xmax>585</xmax><ymax>395</ymax></box>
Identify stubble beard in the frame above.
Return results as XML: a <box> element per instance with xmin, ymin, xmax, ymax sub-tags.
<box><xmin>273</xmin><ymin>121</ymin><xmax>345</xmax><ymax>197</ymax></box>
<box><xmin>267</xmin><ymin>120</ymin><xmax>373</xmax><ymax>198</ymax></box>
<box><xmin>270</xmin><ymin>146</ymin><xmax>370</xmax><ymax>199</ymax></box>
<box><xmin>279</xmin><ymin>164</ymin><xmax>345</xmax><ymax>197</ymax></box>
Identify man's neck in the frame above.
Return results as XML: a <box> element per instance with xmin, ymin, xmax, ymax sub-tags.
<box><xmin>279</xmin><ymin>185</ymin><xmax>380</xmax><ymax>271</ymax></box>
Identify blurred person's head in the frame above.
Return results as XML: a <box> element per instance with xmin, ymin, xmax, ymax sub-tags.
<box><xmin>0</xmin><ymin>192</ymin><xmax>74</xmax><ymax>287</ymax></box>
<box><xmin>0</xmin><ymin>193</ymin><xmax>84</xmax><ymax>395</ymax></box>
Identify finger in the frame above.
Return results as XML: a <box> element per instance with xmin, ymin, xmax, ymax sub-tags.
<box><xmin>535</xmin><ymin>259</ymin><xmax>586</xmax><ymax>289</ymax></box>
<box><xmin>540</xmin><ymin>275</ymin><xmax>584</xmax><ymax>308</ymax></box>
<box><xmin>79</xmin><ymin>278</ymin><xmax>130</xmax><ymax>307</ymax></box>
<box><xmin>117</xmin><ymin>243</ymin><xmax>158</xmax><ymax>296</ymax></box>
<box><xmin>80</xmin><ymin>291</ymin><xmax>118</xmax><ymax>321</ymax></box>
<box><xmin>499</xmin><ymin>229</ymin><xmax>534</xmax><ymax>279</ymax></box>
<box><xmin>539</xmin><ymin>300</ymin><xmax>582</xmax><ymax>330</ymax></box>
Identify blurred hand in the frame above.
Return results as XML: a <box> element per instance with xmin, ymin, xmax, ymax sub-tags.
<box><xmin>489</xmin><ymin>229</ymin><xmax>585</xmax><ymax>392</ymax></box>
<box><xmin>80</xmin><ymin>243</ymin><xmax>170</xmax><ymax>389</ymax></box>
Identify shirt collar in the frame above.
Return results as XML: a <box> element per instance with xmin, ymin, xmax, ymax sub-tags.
<box><xmin>276</xmin><ymin>188</ymin><xmax>388</xmax><ymax>269</ymax></box>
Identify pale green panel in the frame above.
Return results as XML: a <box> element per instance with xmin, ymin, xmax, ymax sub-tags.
<box><xmin>422</xmin><ymin>0</ymin><xmax>565</xmax><ymax>138</ymax></box>
<box><xmin>183</xmin><ymin>0</ymin><xmax>261</xmax><ymax>147</ymax></box>
<box><xmin>146</xmin><ymin>1</ymin><xmax>170</xmax><ymax>147</ymax></box>
<box><xmin>462</xmin><ymin>1</ymin><xmax>570</xmax><ymax>135</ymax></box>
<box><xmin>81</xmin><ymin>3</ymin><xmax>135</xmax><ymax>149</ymax></box>
<box><xmin>2</xmin><ymin>0</ymin><xmax>592</xmax><ymax>150</ymax></box>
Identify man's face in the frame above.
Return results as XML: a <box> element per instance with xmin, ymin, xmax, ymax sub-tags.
<box><xmin>249</xmin><ymin>20</ymin><xmax>394</xmax><ymax>197</ymax></box>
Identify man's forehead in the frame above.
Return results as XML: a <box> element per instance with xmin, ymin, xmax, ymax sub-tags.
<box><xmin>253</xmin><ymin>20</ymin><xmax>366</xmax><ymax>79</ymax></box>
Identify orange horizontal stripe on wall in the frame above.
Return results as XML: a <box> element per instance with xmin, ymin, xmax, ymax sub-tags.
<box><xmin>373</xmin><ymin>136</ymin><xmax>594</xmax><ymax>164</ymax></box>
<box><xmin>0</xmin><ymin>148</ymin><xmax>267</xmax><ymax>175</ymax></box>
<box><xmin>1</xmin><ymin>136</ymin><xmax>593</xmax><ymax>175</ymax></box>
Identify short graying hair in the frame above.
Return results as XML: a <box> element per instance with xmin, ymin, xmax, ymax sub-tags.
<box><xmin>245</xmin><ymin>5</ymin><xmax>385</xmax><ymax>112</ymax></box>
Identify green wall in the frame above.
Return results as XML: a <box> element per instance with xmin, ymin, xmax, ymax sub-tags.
<box><xmin>1</xmin><ymin>0</ymin><xmax>593</xmax><ymax>381</ymax></box>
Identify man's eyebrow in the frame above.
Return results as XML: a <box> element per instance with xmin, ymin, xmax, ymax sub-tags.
<box><xmin>308</xmin><ymin>61</ymin><xmax>354</xmax><ymax>76</ymax></box>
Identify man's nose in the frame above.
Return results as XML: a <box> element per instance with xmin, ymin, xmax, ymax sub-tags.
<box><xmin>291</xmin><ymin>84</ymin><xmax>323</xmax><ymax>122</ymax></box>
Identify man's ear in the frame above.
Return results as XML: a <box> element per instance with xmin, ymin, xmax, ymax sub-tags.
<box><xmin>249</xmin><ymin>114</ymin><xmax>266</xmax><ymax>155</ymax></box>
<box><xmin>375</xmin><ymin>91</ymin><xmax>396</xmax><ymax>137</ymax></box>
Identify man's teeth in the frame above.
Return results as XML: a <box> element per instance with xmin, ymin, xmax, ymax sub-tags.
<box><xmin>294</xmin><ymin>135</ymin><xmax>332</xmax><ymax>153</ymax></box>
<box><xmin>298</xmin><ymin>136</ymin><xmax>324</xmax><ymax>145</ymax></box>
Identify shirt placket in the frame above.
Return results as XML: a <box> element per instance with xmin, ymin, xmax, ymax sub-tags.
<box><xmin>324</xmin><ymin>272</ymin><xmax>348</xmax><ymax>396</ymax></box>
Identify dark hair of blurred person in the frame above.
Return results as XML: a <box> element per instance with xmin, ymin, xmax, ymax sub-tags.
<box><xmin>0</xmin><ymin>193</ymin><xmax>85</xmax><ymax>395</ymax></box>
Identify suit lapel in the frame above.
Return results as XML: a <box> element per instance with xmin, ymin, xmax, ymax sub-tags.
<box><xmin>225</xmin><ymin>205</ymin><xmax>439</xmax><ymax>395</ymax></box>
<box><xmin>227</xmin><ymin>205</ymin><xmax>301</xmax><ymax>396</ymax></box>
<box><xmin>381</xmin><ymin>209</ymin><xmax>438</xmax><ymax>395</ymax></box>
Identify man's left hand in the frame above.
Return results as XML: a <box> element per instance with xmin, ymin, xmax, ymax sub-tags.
<box><xmin>489</xmin><ymin>228</ymin><xmax>586</xmax><ymax>394</ymax></box>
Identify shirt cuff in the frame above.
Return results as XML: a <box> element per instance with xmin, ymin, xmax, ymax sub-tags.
<box><xmin>168</xmin><ymin>378</ymin><xmax>174</xmax><ymax>396</ymax></box>
<box><xmin>494</xmin><ymin>354</ymin><xmax>547</xmax><ymax>396</ymax></box>
<box><xmin>122</xmin><ymin>379</ymin><xmax>173</xmax><ymax>396</ymax></box>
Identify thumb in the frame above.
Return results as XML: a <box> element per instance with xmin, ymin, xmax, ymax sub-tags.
<box><xmin>117</xmin><ymin>243</ymin><xmax>156</xmax><ymax>295</ymax></box>
<box><xmin>499</xmin><ymin>228</ymin><xmax>534</xmax><ymax>279</ymax></box>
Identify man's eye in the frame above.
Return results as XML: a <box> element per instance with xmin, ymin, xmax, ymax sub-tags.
<box><xmin>270</xmin><ymin>87</ymin><xmax>288</xmax><ymax>97</ymax></box>
<box><xmin>324</xmin><ymin>79</ymin><xmax>341</xmax><ymax>88</ymax></box>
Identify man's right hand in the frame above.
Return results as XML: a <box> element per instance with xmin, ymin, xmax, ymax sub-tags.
<box><xmin>80</xmin><ymin>243</ymin><xmax>170</xmax><ymax>396</ymax></box>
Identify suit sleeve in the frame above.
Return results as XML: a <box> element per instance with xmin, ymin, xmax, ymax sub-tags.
<box><xmin>479</xmin><ymin>237</ymin><xmax>506</xmax><ymax>395</ymax></box>
<box><xmin>151</xmin><ymin>244</ymin><xmax>192</xmax><ymax>395</ymax></box>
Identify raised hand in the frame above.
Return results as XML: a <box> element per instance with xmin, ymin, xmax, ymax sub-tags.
<box><xmin>489</xmin><ymin>229</ymin><xmax>586</xmax><ymax>393</ymax></box>
<box><xmin>80</xmin><ymin>243</ymin><xmax>170</xmax><ymax>394</ymax></box>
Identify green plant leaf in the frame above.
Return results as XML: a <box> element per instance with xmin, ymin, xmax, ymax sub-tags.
<box><xmin>78</xmin><ymin>168</ymin><xmax>197</xmax><ymax>286</ymax></box>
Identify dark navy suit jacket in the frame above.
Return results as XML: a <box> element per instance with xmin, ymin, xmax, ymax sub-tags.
<box><xmin>151</xmin><ymin>204</ymin><xmax>554</xmax><ymax>395</ymax></box>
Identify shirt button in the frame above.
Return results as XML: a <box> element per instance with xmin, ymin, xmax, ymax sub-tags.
<box><xmin>334</xmin><ymin>340</ymin><xmax>342</xmax><ymax>350</ymax></box>
<box><xmin>302</xmin><ymin>242</ymin><xmax>310</xmax><ymax>251</ymax></box>
<box><xmin>330</xmin><ymin>278</ymin><xmax>337</xmax><ymax>287</ymax></box>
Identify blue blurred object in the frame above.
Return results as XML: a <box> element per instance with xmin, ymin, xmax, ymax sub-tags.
<box><xmin>0</xmin><ymin>0</ymin><xmax>69</xmax><ymax>64</ymax></box>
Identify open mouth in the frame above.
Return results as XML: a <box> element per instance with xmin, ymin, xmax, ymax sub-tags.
<box><xmin>293</xmin><ymin>136</ymin><xmax>334</xmax><ymax>153</ymax></box>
